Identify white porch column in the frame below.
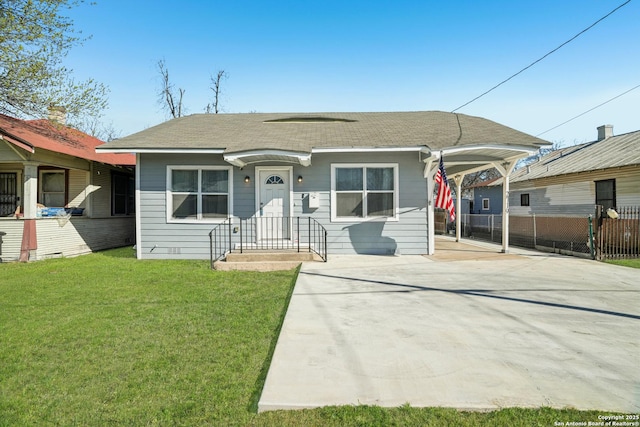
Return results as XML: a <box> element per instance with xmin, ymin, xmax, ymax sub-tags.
<box><xmin>22</xmin><ymin>162</ymin><xmax>38</xmax><ymax>219</ymax></box>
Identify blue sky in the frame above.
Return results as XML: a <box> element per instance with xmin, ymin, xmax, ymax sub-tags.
<box><xmin>65</xmin><ymin>0</ymin><xmax>639</xmax><ymax>145</ymax></box>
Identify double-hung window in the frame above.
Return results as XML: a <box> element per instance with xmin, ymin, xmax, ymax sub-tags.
<box><xmin>167</xmin><ymin>166</ymin><xmax>232</xmax><ymax>222</ymax></box>
<box><xmin>40</xmin><ymin>170</ymin><xmax>66</xmax><ymax>207</ymax></box>
<box><xmin>331</xmin><ymin>164</ymin><xmax>398</xmax><ymax>221</ymax></box>
<box><xmin>112</xmin><ymin>173</ymin><xmax>135</xmax><ymax>216</ymax></box>
<box><xmin>595</xmin><ymin>179</ymin><xmax>616</xmax><ymax>211</ymax></box>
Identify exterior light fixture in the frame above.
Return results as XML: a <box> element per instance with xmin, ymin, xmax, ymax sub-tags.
<box><xmin>297</xmin><ymin>175</ymin><xmax>303</xmax><ymax>183</ymax></box>
<box><xmin>244</xmin><ymin>176</ymin><xmax>250</xmax><ymax>183</ymax></box>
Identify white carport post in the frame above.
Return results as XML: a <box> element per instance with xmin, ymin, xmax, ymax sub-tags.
<box><xmin>453</xmin><ymin>174</ymin><xmax>464</xmax><ymax>242</ymax></box>
<box><xmin>494</xmin><ymin>160</ymin><xmax>518</xmax><ymax>253</ymax></box>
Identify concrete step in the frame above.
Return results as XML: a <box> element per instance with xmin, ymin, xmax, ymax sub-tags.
<box><xmin>225</xmin><ymin>251</ymin><xmax>316</xmax><ymax>263</ymax></box>
<box><xmin>213</xmin><ymin>260</ymin><xmax>303</xmax><ymax>271</ymax></box>
<box><xmin>214</xmin><ymin>251</ymin><xmax>323</xmax><ymax>271</ymax></box>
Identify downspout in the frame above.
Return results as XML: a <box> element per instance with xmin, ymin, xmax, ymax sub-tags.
<box><xmin>135</xmin><ymin>153</ymin><xmax>142</xmax><ymax>260</ymax></box>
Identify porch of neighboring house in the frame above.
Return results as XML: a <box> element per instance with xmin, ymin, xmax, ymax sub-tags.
<box><xmin>0</xmin><ymin>162</ymin><xmax>135</xmax><ymax>262</ymax></box>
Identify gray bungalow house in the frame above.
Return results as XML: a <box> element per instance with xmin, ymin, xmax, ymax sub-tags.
<box><xmin>97</xmin><ymin>111</ymin><xmax>549</xmax><ymax>260</ymax></box>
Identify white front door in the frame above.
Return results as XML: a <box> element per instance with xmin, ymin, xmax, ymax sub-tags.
<box><xmin>258</xmin><ymin>168</ymin><xmax>291</xmax><ymax>240</ymax></box>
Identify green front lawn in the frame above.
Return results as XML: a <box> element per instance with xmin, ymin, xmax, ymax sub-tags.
<box><xmin>605</xmin><ymin>258</ymin><xmax>640</xmax><ymax>269</ymax></box>
<box><xmin>0</xmin><ymin>248</ymin><xmax>611</xmax><ymax>426</ymax></box>
<box><xmin>0</xmin><ymin>248</ymin><xmax>295</xmax><ymax>425</ymax></box>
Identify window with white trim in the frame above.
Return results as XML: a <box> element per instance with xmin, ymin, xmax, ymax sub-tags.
<box><xmin>167</xmin><ymin>166</ymin><xmax>232</xmax><ymax>222</ymax></box>
<box><xmin>40</xmin><ymin>170</ymin><xmax>66</xmax><ymax>207</ymax></box>
<box><xmin>482</xmin><ymin>198</ymin><xmax>490</xmax><ymax>210</ymax></box>
<box><xmin>331</xmin><ymin>164</ymin><xmax>398</xmax><ymax>221</ymax></box>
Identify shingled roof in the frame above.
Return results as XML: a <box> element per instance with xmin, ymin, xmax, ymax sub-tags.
<box><xmin>0</xmin><ymin>113</ymin><xmax>135</xmax><ymax>166</ymax></box>
<box><xmin>98</xmin><ymin>111</ymin><xmax>548</xmax><ymax>154</ymax></box>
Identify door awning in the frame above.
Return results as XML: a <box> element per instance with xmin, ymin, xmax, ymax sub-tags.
<box><xmin>223</xmin><ymin>150</ymin><xmax>312</xmax><ymax>167</ymax></box>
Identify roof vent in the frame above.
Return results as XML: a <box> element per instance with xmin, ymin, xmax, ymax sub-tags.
<box><xmin>264</xmin><ymin>116</ymin><xmax>357</xmax><ymax>123</ymax></box>
<box><xmin>597</xmin><ymin>124</ymin><xmax>613</xmax><ymax>141</ymax></box>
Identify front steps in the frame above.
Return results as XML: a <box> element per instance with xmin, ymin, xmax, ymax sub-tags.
<box><xmin>213</xmin><ymin>250</ymin><xmax>324</xmax><ymax>271</ymax></box>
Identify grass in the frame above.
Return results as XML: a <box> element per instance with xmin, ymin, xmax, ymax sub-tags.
<box><xmin>605</xmin><ymin>257</ymin><xmax>640</xmax><ymax>269</ymax></box>
<box><xmin>0</xmin><ymin>247</ymin><xmax>295</xmax><ymax>426</ymax></box>
<box><xmin>0</xmin><ymin>248</ymin><xmax>616</xmax><ymax>426</ymax></box>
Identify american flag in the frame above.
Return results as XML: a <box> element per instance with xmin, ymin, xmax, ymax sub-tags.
<box><xmin>435</xmin><ymin>157</ymin><xmax>456</xmax><ymax>221</ymax></box>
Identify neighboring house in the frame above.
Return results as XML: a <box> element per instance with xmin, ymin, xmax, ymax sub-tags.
<box><xmin>505</xmin><ymin>125</ymin><xmax>640</xmax><ymax>215</ymax></box>
<box><xmin>97</xmin><ymin>111</ymin><xmax>548</xmax><ymax>260</ymax></box>
<box><xmin>0</xmin><ymin>109</ymin><xmax>136</xmax><ymax>262</ymax></box>
<box><xmin>464</xmin><ymin>177</ymin><xmax>503</xmax><ymax>215</ymax></box>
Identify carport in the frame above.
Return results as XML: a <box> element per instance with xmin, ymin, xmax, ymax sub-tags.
<box><xmin>422</xmin><ymin>119</ymin><xmax>550</xmax><ymax>254</ymax></box>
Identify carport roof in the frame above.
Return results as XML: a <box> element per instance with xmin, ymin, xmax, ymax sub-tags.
<box><xmin>97</xmin><ymin>111</ymin><xmax>549</xmax><ymax>173</ymax></box>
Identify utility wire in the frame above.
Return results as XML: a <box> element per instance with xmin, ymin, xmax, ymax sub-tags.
<box><xmin>451</xmin><ymin>0</ymin><xmax>631</xmax><ymax>113</ymax></box>
<box><xmin>536</xmin><ymin>83</ymin><xmax>640</xmax><ymax>137</ymax></box>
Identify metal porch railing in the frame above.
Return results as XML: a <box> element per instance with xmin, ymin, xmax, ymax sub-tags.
<box><xmin>209</xmin><ymin>216</ymin><xmax>328</xmax><ymax>269</ymax></box>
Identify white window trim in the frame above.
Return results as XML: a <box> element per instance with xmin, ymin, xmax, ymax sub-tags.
<box><xmin>330</xmin><ymin>163</ymin><xmax>399</xmax><ymax>222</ymax></box>
<box><xmin>39</xmin><ymin>169</ymin><xmax>66</xmax><ymax>207</ymax></box>
<box><xmin>482</xmin><ymin>198</ymin><xmax>490</xmax><ymax>210</ymax></box>
<box><xmin>166</xmin><ymin>165</ymin><xmax>233</xmax><ymax>224</ymax></box>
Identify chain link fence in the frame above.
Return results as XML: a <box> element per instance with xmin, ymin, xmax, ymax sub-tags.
<box><xmin>452</xmin><ymin>207</ymin><xmax>640</xmax><ymax>260</ymax></box>
<box><xmin>459</xmin><ymin>213</ymin><xmax>592</xmax><ymax>258</ymax></box>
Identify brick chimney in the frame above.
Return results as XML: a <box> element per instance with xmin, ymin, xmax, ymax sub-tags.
<box><xmin>48</xmin><ymin>105</ymin><xmax>67</xmax><ymax>125</ymax></box>
<box><xmin>597</xmin><ymin>124</ymin><xmax>613</xmax><ymax>141</ymax></box>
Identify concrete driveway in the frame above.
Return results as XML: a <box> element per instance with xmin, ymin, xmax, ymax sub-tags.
<box><xmin>258</xmin><ymin>238</ymin><xmax>640</xmax><ymax>412</ymax></box>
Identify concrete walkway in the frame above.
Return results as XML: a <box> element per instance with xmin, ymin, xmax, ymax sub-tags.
<box><xmin>258</xmin><ymin>238</ymin><xmax>640</xmax><ymax>412</ymax></box>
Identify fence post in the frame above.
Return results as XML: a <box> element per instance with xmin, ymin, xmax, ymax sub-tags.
<box><xmin>588</xmin><ymin>215</ymin><xmax>596</xmax><ymax>260</ymax></box>
<box><xmin>532</xmin><ymin>213</ymin><xmax>536</xmax><ymax>247</ymax></box>
<box><xmin>595</xmin><ymin>205</ymin><xmax>602</xmax><ymax>260</ymax></box>
<box><xmin>490</xmin><ymin>215</ymin><xmax>494</xmax><ymax>242</ymax></box>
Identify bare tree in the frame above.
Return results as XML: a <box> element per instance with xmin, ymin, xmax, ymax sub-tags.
<box><xmin>205</xmin><ymin>70</ymin><xmax>228</xmax><ymax>114</ymax></box>
<box><xmin>157</xmin><ymin>59</ymin><xmax>185</xmax><ymax>118</ymax></box>
<box><xmin>74</xmin><ymin>116</ymin><xmax>121</xmax><ymax>141</ymax></box>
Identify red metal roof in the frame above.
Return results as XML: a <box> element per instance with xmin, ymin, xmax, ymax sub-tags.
<box><xmin>0</xmin><ymin>114</ymin><xmax>135</xmax><ymax>166</ymax></box>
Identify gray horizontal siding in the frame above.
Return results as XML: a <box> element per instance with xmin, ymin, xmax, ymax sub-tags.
<box><xmin>138</xmin><ymin>152</ymin><xmax>428</xmax><ymax>259</ymax></box>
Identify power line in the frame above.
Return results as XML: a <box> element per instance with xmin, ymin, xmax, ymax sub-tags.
<box><xmin>536</xmin><ymin>83</ymin><xmax>640</xmax><ymax>137</ymax></box>
<box><xmin>450</xmin><ymin>0</ymin><xmax>631</xmax><ymax>113</ymax></box>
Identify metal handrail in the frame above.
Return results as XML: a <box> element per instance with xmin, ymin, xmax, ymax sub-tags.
<box><xmin>208</xmin><ymin>218</ymin><xmax>233</xmax><ymax>269</ymax></box>
<box><xmin>209</xmin><ymin>216</ymin><xmax>328</xmax><ymax>269</ymax></box>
